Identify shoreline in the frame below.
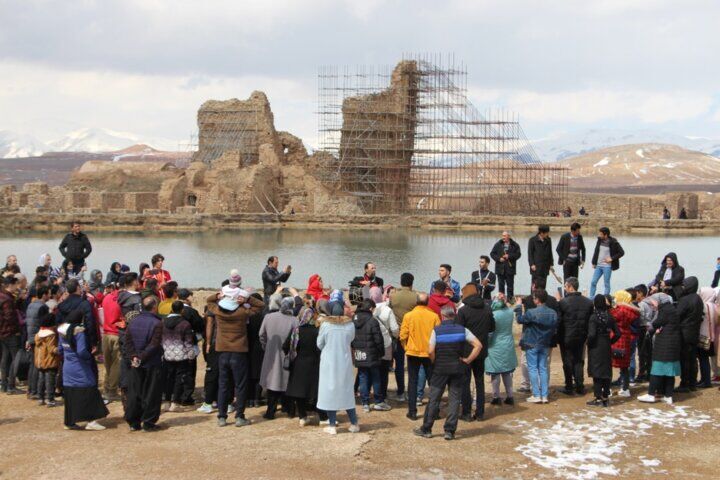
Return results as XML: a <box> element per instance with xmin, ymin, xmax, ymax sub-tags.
<box><xmin>2</xmin><ymin>211</ymin><xmax>719</xmax><ymax>235</ymax></box>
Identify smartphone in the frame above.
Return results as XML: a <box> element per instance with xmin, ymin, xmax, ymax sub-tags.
<box><xmin>557</xmin><ymin>287</ymin><xmax>563</xmax><ymax>297</ymax></box>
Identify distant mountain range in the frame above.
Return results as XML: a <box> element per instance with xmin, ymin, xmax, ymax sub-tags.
<box><xmin>531</xmin><ymin>129</ymin><xmax>720</xmax><ymax>163</ymax></box>
<box><xmin>0</xmin><ymin>127</ymin><xmax>182</xmax><ymax>158</ymax></box>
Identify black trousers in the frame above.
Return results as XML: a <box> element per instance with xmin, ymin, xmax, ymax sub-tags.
<box><xmin>560</xmin><ymin>342</ymin><xmax>585</xmax><ymax>391</ymax></box>
<box><xmin>497</xmin><ymin>275</ymin><xmax>515</xmax><ymax>298</ymax></box>
<box><xmin>265</xmin><ymin>389</ymin><xmax>294</xmax><ymax>417</ymax></box>
<box><xmin>637</xmin><ymin>330</ymin><xmax>652</xmax><ymax>379</ymax></box>
<box><xmin>592</xmin><ymin>378</ymin><xmax>610</xmax><ymax>399</ymax></box>
<box><xmin>125</xmin><ymin>365</ymin><xmax>163</xmax><ymax>427</ymax></box>
<box><xmin>649</xmin><ymin>375</ymin><xmax>674</xmax><ymax>397</ymax></box>
<box><xmin>185</xmin><ymin>358</ymin><xmax>197</xmax><ymax>404</ymax></box>
<box><xmin>562</xmin><ymin>262</ymin><xmax>579</xmax><ymax>281</ymax></box>
<box><xmin>203</xmin><ymin>350</ymin><xmax>220</xmax><ymax>404</ymax></box>
<box><xmin>531</xmin><ymin>271</ymin><xmax>549</xmax><ymax>289</ymax></box>
<box><xmin>461</xmin><ymin>359</ymin><xmax>485</xmax><ymax>417</ymax></box>
<box><xmin>162</xmin><ymin>360</ymin><xmax>191</xmax><ymax>403</ymax></box>
<box><xmin>217</xmin><ymin>352</ymin><xmax>248</xmax><ymax>419</ymax></box>
<box><xmin>421</xmin><ymin>372</ymin><xmax>464</xmax><ymax>434</ymax></box>
<box><xmin>407</xmin><ymin>355</ymin><xmax>433</xmax><ymax>415</ymax></box>
<box><xmin>680</xmin><ymin>343</ymin><xmax>698</xmax><ymax>388</ymax></box>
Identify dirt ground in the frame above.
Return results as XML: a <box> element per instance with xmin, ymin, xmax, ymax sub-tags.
<box><xmin>1</xmin><ymin>346</ymin><xmax>719</xmax><ymax>480</ymax></box>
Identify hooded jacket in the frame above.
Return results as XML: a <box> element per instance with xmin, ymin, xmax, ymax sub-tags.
<box><xmin>652</xmin><ymin>301</ymin><xmax>682</xmax><ymax>362</ymax></box>
<box><xmin>557</xmin><ymin>292</ymin><xmax>594</xmax><ymax>346</ymax></box>
<box><xmin>34</xmin><ymin>328</ymin><xmax>60</xmax><ymax>370</ymax></box>
<box><xmin>59</xmin><ymin>231</ymin><xmax>92</xmax><ymax>261</ymax></box>
<box><xmin>456</xmin><ymin>294</ymin><xmax>495</xmax><ymax>359</ymax></box>
<box><xmin>102</xmin><ymin>290</ymin><xmax>123</xmax><ymax>335</ymax></box>
<box><xmin>654</xmin><ymin>252</ymin><xmax>685</xmax><ymax>299</ymax></box>
<box><xmin>56</xmin><ymin>294</ymin><xmax>97</xmax><ymax>348</ymax></box>
<box><xmin>205</xmin><ymin>294</ymin><xmax>264</xmax><ymax>353</ymax></box>
<box><xmin>58</xmin><ymin>325</ymin><xmax>96</xmax><ymax>387</ymax></box>
<box><xmin>117</xmin><ymin>290</ymin><xmax>142</xmax><ymax>317</ymax></box>
<box><xmin>428</xmin><ymin>293</ymin><xmax>456</xmax><ymax>317</ymax></box>
<box><xmin>351</xmin><ymin>308</ymin><xmax>384</xmax><ymax>368</ymax></box>
<box><xmin>676</xmin><ymin>276</ymin><xmax>704</xmax><ymax>344</ymax></box>
<box><xmin>162</xmin><ymin>314</ymin><xmax>196</xmax><ymax>362</ymax></box>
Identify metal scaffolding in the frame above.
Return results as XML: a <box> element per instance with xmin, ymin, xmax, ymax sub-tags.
<box><xmin>191</xmin><ymin>104</ymin><xmax>260</xmax><ymax>167</ymax></box>
<box><xmin>317</xmin><ymin>54</ymin><xmax>568</xmax><ymax>214</ymax></box>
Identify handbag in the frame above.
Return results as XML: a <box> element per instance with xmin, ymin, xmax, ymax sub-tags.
<box><xmin>698</xmin><ymin>335</ymin><xmax>711</xmax><ymax>351</ymax></box>
<box><xmin>611</xmin><ymin>348</ymin><xmax>625</xmax><ymax>359</ymax></box>
<box><xmin>518</xmin><ymin>339</ymin><xmax>533</xmax><ymax>351</ymax></box>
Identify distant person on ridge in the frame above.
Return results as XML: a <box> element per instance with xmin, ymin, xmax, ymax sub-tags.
<box><xmin>59</xmin><ymin>222</ymin><xmax>92</xmax><ymax>274</ymax></box>
<box><xmin>662</xmin><ymin>207</ymin><xmax>671</xmax><ymax>220</ymax></box>
<box><xmin>490</xmin><ymin>231</ymin><xmax>521</xmax><ymax>299</ymax></box>
<box><xmin>678</xmin><ymin>208</ymin><xmax>688</xmax><ymax>219</ymax></box>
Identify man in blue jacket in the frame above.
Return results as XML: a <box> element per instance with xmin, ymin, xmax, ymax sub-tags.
<box><xmin>429</xmin><ymin>264</ymin><xmax>461</xmax><ymax>303</ymax></box>
<box><xmin>515</xmin><ymin>289</ymin><xmax>558</xmax><ymax>404</ymax></box>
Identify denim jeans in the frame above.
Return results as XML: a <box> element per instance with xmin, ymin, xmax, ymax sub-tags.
<box><xmin>590</xmin><ymin>265</ymin><xmax>612</xmax><ymax>297</ymax></box>
<box><xmin>327</xmin><ymin>408</ymin><xmax>358</xmax><ymax>426</ymax></box>
<box><xmin>417</xmin><ymin>365</ymin><xmax>426</xmax><ymax>400</ymax></box>
<box><xmin>525</xmin><ymin>346</ymin><xmax>549</xmax><ymax>398</ymax></box>
<box><xmin>357</xmin><ymin>366</ymin><xmax>382</xmax><ymax>405</ymax></box>
<box><xmin>217</xmin><ymin>352</ymin><xmax>248</xmax><ymax>419</ymax></box>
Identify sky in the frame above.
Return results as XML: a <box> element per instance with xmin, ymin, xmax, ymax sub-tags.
<box><xmin>0</xmin><ymin>0</ymin><xmax>719</xmax><ymax>148</ymax></box>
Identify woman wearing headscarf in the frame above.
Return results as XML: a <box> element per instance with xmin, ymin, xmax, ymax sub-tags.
<box><xmin>328</xmin><ymin>289</ymin><xmax>348</xmax><ymax>316</ymax></box>
<box><xmin>283</xmin><ymin>297</ymin><xmax>323</xmax><ymax>426</ymax></box>
<box><xmin>106</xmin><ymin>262</ymin><xmax>122</xmax><ymax>287</ymax></box>
<box><xmin>306</xmin><ymin>274</ymin><xmax>330</xmax><ymax>301</ymax></box>
<box><xmin>88</xmin><ymin>270</ymin><xmax>104</xmax><ymax>295</ymax></box>
<box><xmin>58</xmin><ymin>310</ymin><xmax>108</xmax><ymax>430</ymax></box>
<box><xmin>259</xmin><ymin>297</ymin><xmax>299</xmax><ymax>419</ymax></box>
<box><xmin>317</xmin><ymin>313</ymin><xmax>360</xmax><ymax>435</ymax></box>
<box><xmin>611</xmin><ymin>290</ymin><xmax>640</xmax><ymax>397</ymax></box>
<box><xmin>638</xmin><ymin>293</ymin><xmax>681</xmax><ymax>404</ymax></box>
<box><xmin>38</xmin><ymin>253</ymin><xmax>61</xmax><ymax>281</ymax></box>
<box><xmin>587</xmin><ymin>294</ymin><xmax>621</xmax><ymax>407</ymax></box>
<box><xmin>653</xmin><ymin>252</ymin><xmax>685</xmax><ymax>300</ymax></box>
<box><xmin>696</xmin><ymin>287</ymin><xmax>717</xmax><ymax>388</ymax></box>
<box><xmin>485</xmin><ymin>294</ymin><xmax>518</xmax><ymax>405</ymax></box>
<box><xmin>370</xmin><ymin>286</ymin><xmax>398</xmax><ymax>405</ymax></box>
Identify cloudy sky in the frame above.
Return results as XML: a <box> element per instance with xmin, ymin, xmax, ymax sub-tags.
<box><xmin>1</xmin><ymin>0</ymin><xmax>719</xmax><ymax>148</ymax></box>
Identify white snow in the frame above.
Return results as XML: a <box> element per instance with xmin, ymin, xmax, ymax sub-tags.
<box><xmin>639</xmin><ymin>168</ymin><xmax>648</xmax><ymax>174</ymax></box>
<box><xmin>0</xmin><ymin>130</ymin><xmax>48</xmax><ymax>158</ymax></box>
<box><xmin>636</xmin><ymin>148</ymin><xmax>645</xmax><ymax>158</ymax></box>
<box><xmin>632</xmin><ymin>172</ymin><xmax>641</xmax><ymax>179</ymax></box>
<box><xmin>593</xmin><ymin>157</ymin><xmax>610</xmax><ymax>168</ymax></box>
<box><xmin>509</xmin><ymin>406</ymin><xmax>717</xmax><ymax>480</ymax></box>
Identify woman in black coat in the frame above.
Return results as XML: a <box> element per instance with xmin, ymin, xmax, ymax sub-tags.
<box><xmin>587</xmin><ymin>295</ymin><xmax>621</xmax><ymax>407</ymax></box>
<box><xmin>654</xmin><ymin>252</ymin><xmax>685</xmax><ymax>300</ymax></box>
<box><xmin>639</xmin><ymin>298</ymin><xmax>682</xmax><ymax>404</ymax></box>
<box><xmin>283</xmin><ymin>303</ymin><xmax>324</xmax><ymax>425</ymax></box>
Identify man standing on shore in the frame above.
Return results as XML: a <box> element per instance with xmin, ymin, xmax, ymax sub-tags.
<box><xmin>490</xmin><ymin>231</ymin><xmax>521</xmax><ymax>299</ymax></box>
<box><xmin>262</xmin><ymin>256</ymin><xmax>291</xmax><ymax>303</ymax></box>
<box><xmin>556</xmin><ymin>222</ymin><xmax>586</xmax><ymax>282</ymax></box>
<box><xmin>470</xmin><ymin>256</ymin><xmax>496</xmax><ymax>301</ymax></box>
<box><xmin>589</xmin><ymin>227</ymin><xmax>625</xmax><ymax>297</ymax></box>
<box><xmin>59</xmin><ymin>222</ymin><xmax>92</xmax><ymax>274</ymax></box>
<box><xmin>528</xmin><ymin>226</ymin><xmax>553</xmax><ymax>290</ymax></box>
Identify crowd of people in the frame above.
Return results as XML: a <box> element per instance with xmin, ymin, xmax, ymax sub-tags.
<box><xmin>0</xmin><ymin>221</ymin><xmax>719</xmax><ymax>440</ymax></box>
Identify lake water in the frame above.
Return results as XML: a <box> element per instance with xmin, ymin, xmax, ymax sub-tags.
<box><xmin>0</xmin><ymin>229</ymin><xmax>717</xmax><ymax>293</ymax></box>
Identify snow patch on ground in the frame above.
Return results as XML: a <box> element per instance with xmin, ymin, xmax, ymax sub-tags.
<box><xmin>636</xmin><ymin>148</ymin><xmax>645</xmax><ymax>158</ymax></box>
<box><xmin>509</xmin><ymin>406</ymin><xmax>716</xmax><ymax>480</ymax></box>
<box><xmin>632</xmin><ymin>172</ymin><xmax>640</xmax><ymax>179</ymax></box>
<box><xmin>593</xmin><ymin>157</ymin><xmax>610</xmax><ymax>168</ymax></box>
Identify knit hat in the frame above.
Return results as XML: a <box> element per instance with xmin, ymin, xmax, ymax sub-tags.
<box><xmin>229</xmin><ymin>269</ymin><xmax>242</xmax><ymax>288</ymax></box>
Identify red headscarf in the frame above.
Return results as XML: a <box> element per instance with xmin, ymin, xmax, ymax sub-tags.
<box><xmin>306</xmin><ymin>274</ymin><xmax>329</xmax><ymax>301</ymax></box>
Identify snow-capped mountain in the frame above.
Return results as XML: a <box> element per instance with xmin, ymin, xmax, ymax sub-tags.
<box><xmin>0</xmin><ymin>130</ymin><xmax>48</xmax><ymax>158</ymax></box>
<box><xmin>49</xmin><ymin>127</ymin><xmax>145</xmax><ymax>153</ymax></box>
<box><xmin>531</xmin><ymin>129</ymin><xmax>720</xmax><ymax>162</ymax></box>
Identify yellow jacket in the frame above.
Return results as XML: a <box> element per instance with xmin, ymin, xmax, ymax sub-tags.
<box><xmin>399</xmin><ymin>305</ymin><xmax>440</xmax><ymax>357</ymax></box>
<box><xmin>158</xmin><ymin>299</ymin><xmax>174</xmax><ymax>317</ymax></box>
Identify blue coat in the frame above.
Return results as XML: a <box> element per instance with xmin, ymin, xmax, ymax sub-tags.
<box><xmin>316</xmin><ymin>316</ymin><xmax>355</xmax><ymax>411</ymax></box>
<box><xmin>59</xmin><ymin>327</ymin><xmax>97</xmax><ymax>388</ymax></box>
<box><xmin>515</xmin><ymin>304</ymin><xmax>558</xmax><ymax>349</ymax></box>
<box><xmin>485</xmin><ymin>306</ymin><xmax>518</xmax><ymax>374</ymax></box>
<box><xmin>428</xmin><ymin>278</ymin><xmax>461</xmax><ymax>303</ymax></box>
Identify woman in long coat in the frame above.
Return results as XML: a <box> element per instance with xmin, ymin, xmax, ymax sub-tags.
<box><xmin>610</xmin><ymin>290</ymin><xmax>639</xmax><ymax>396</ymax></box>
<box><xmin>639</xmin><ymin>294</ymin><xmax>682</xmax><ymax>404</ymax></box>
<box><xmin>246</xmin><ymin>292</ymin><xmax>266</xmax><ymax>407</ymax></box>
<box><xmin>259</xmin><ymin>297</ymin><xmax>298</xmax><ymax>419</ymax></box>
<box><xmin>587</xmin><ymin>294</ymin><xmax>621</xmax><ymax>407</ymax></box>
<box><xmin>284</xmin><ymin>301</ymin><xmax>323</xmax><ymax>425</ymax></box>
<box><xmin>317</xmin><ymin>315</ymin><xmax>360</xmax><ymax>435</ymax></box>
<box><xmin>485</xmin><ymin>297</ymin><xmax>518</xmax><ymax>405</ymax></box>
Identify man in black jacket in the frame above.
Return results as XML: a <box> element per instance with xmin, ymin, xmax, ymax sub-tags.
<box><xmin>589</xmin><ymin>227</ymin><xmax>624</xmax><ymax>298</ymax></box>
<box><xmin>528</xmin><ymin>225</ymin><xmax>553</xmax><ymax>290</ymax></box>
<box><xmin>261</xmin><ymin>256</ymin><xmax>291</xmax><ymax>303</ymax></box>
<box><xmin>456</xmin><ymin>285</ymin><xmax>495</xmax><ymax>421</ymax></box>
<box><xmin>470</xmin><ymin>256</ymin><xmax>496</xmax><ymax>302</ymax></box>
<box><xmin>556</xmin><ymin>222</ymin><xmax>586</xmax><ymax>282</ymax></box>
<box><xmin>490</xmin><ymin>231</ymin><xmax>522</xmax><ymax>298</ymax></box>
<box><xmin>557</xmin><ymin>277</ymin><xmax>593</xmax><ymax>395</ymax></box>
<box><xmin>675</xmin><ymin>276</ymin><xmax>703</xmax><ymax>392</ymax></box>
<box><xmin>58</xmin><ymin>222</ymin><xmax>92</xmax><ymax>274</ymax></box>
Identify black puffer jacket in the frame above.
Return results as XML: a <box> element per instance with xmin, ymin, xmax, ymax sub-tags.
<box><xmin>676</xmin><ymin>276</ymin><xmax>703</xmax><ymax>345</ymax></box>
<box><xmin>558</xmin><ymin>292</ymin><xmax>594</xmax><ymax>346</ymax></box>
<box><xmin>59</xmin><ymin>232</ymin><xmax>92</xmax><ymax>261</ymax></box>
<box><xmin>654</xmin><ymin>252</ymin><xmax>685</xmax><ymax>299</ymax></box>
<box><xmin>652</xmin><ymin>302</ymin><xmax>682</xmax><ymax>362</ymax></box>
<box><xmin>351</xmin><ymin>309</ymin><xmax>384</xmax><ymax>368</ymax></box>
<box><xmin>456</xmin><ymin>294</ymin><xmax>495</xmax><ymax>359</ymax></box>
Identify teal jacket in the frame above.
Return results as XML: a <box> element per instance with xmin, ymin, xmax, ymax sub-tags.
<box><xmin>485</xmin><ymin>305</ymin><xmax>518</xmax><ymax>374</ymax></box>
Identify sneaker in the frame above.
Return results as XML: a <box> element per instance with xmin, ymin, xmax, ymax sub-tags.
<box><xmin>196</xmin><ymin>403</ymin><xmax>214</xmax><ymax>414</ymax></box>
<box><xmin>541</xmin><ymin>397</ymin><xmax>549</xmax><ymax>404</ymax></box>
<box><xmin>64</xmin><ymin>424</ymin><xmax>81</xmax><ymax>430</ymax></box>
<box><xmin>394</xmin><ymin>393</ymin><xmax>407</xmax><ymax>402</ymax></box>
<box><xmin>29</xmin><ymin>393</ymin><xmax>41</xmax><ymax>400</ymax></box>
<box><xmin>559</xmin><ymin>387</ymin><xmax>575</xmax><ymax>396</ymax></box>
<box><xmin>638</xmin><ymin>394</ymin><xmax>656</xmax><ymax>403</ymax></box>
<box><xmin>129</xmin><ymin>424</ymin><xmax>142</xmax><ymax>432</ymax></box>
<box><xmin>362</xmin><ymin>404</ymin><xmax>371</xmax><ymax>413</ymax></box>
<box><xmin>348</xmin><ymin>424</ymin><xmax>360</xmax><ymax>433</ymax></box>
<box><xmin>444</xmin><ymin>431</ymin><xmax>455</xmax><ymax>441</ymax></box>
<box><xmin>38</xmin><ymin>399</ymin><xmax>46</xmax><ymax>406</ymax></box>
<box><xmin>504</xmin><ymin>397</ymin><xmax>515</xmax><ymax>406</ymax></box>
<box><xmin>46</xmin><ymin>400</ymin><xmax>56</xmax><ymax>407</ymax></box>
<box><xmin>413</xmin><ymin>427</ymin><xmax>432</xmax><ymax>438</ymax></box>
<box><xmin>162</xmin><ymin>401</ymin><xmax>171</xmax><ymax>412</ymax></box>
<box><xmin>416</xmin><ymin>399</ymin><xmax>423</xmax><ymax>406</ymax></box>
<box><xmin>617</xmin><ymin>389</ymin><xmax>631</xmax><ymax>398</ymax></box>
<box><xmin>228</xmin><ymin>404</ymin><xmax>236</xmax><ymax>414</ymax></box>
<box><xmin>490</xmin><ymin>397</ymin><xmax>501</xmax><ymax>406</ymax></box>
<box><xmin>662</xmin><ymin>396</ymin><xmax>673</xmax><ymax>405</ymax></box>
<box><xmin>373</xmin><ymin>402</ymin><xmax>392</xmax><ymax>411</ymax></box>
<box><xmin>459</xmin><ymin>413</ymin><xmax>473</xmax><ymax>422</ymax></box>
<box><xmin>586</xmin><ymin>398</ymin><xmax>603</xmax><ymax>407</ymax></box>
<box><xmin>472</xmin><ymin>414</ymin><xmax>484</xmax><ymax>421</ymax></box>
<box><xmin>168</xmin><ymin>402</ymin><xmax>180</xmax><ymax>413</ymax></box>
<box><xmin>517</xmin><ymin>387</ymin><xmax>531</xmax><ymax>394</ymax></box>
<box><xmin>217</xmin><ymin>417</ymin><xmax>227</xmax><ymax>427</ymax></box>
<box><xmin>211</xmin><ymin>401</ymin><xmax>218</xmax><ymax>408</ymax></box>
<box><xmin>235</xmin><ymin>417</ymin><xmax>251</xmax><ymax>427</ymax></box>
<box><xmin>103</xmin><ymin>398</ymin><xmax>110</xmax><ymax>405</ymax></box>
<box><xmin>406</xmin><ymin>412</ymin><xmax>418</xmax><ymax>421</ymax></box>
<box><xmin>142</xmin><ymin>423</ymin><xmax>161</xmax><ymax>432</ymax></box>
<box><xmin>6</xmin><ymin>388</ymin><xmax>23</xmax><ymax>395</ymax></box>
<box><xmin>323</xmin><ymin>426</ymin><xmax>337</xmax><ymax>435</ymax></box>
<box><xmin>85</xmin><ymin>421</ymin><xmax>106</xmax><ymax>431</ymax></box>
<box><xmin>526</xmin><ymin>396</ymin><xmax>542</xmax><ymax>404</ymax></box>
<box><xmin>299</xmin><ymin>418</ymin><xmax>307</xmax><ymax>427</ymax></box>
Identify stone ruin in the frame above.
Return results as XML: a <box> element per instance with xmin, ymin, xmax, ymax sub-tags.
<box><xmin>0</xmin><ymin>92</ymin><xmax>361</xmax><ymax>216</ymax></box>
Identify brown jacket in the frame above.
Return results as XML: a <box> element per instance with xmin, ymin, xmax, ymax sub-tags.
<box><xmin>34</xmin><ymin>328</ymin><xmax>60</xmax><ymax>370</ymax></box>
<box><xmin>206</xmin><ymin>294</ymin><xmax>264</xmax><ymax>353</ymax></box>
<box><xmin>389</xmin><ymin>287</ymin><xmax>418</xmax><ymax>328</ymax></box>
